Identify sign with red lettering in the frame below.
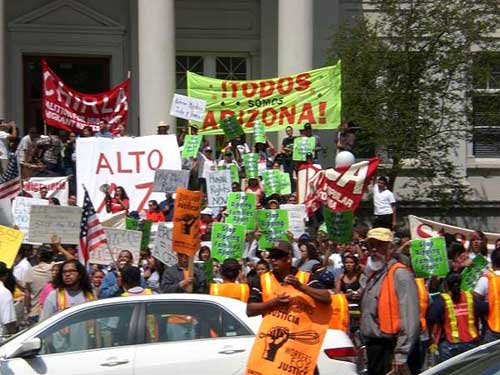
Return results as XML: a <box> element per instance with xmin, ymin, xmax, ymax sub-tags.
<box><xmin>76</xmin><ymin>136</ymin><xmax>181</xmax><ymax>213</ymax></box>
<box><xmin>42</xmin><ymin>60</ymin><xmax>129</xmax><ymax>134</ymax></box>
<box><xmin>23</xmin><ymin>176</ymin><xmax>69</xmax><ymax>205</ymax></box>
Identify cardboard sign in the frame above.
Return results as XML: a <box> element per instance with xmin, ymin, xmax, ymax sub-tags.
<box><xmin>254</xmin><ymin>121</ymin><xmax>266</xmax><ymax>144</ymax></box>
<box><xmin>280</xmin><ymin>172</ymin><xmax>292</xmax><ymax>195</ymax></box>
<box><xmin>461</xmin><ymin>255</ymin><xmax>489</xmax><ymax>291</ymax></box>
<box><xmin>90</xmin><ymin>228</ymin><xmax>142</xmax><ymax>265</ymax></box>
<box><xmin>220</xmin><ymin>115</ymin><xmax>244</xmax><ymax>140</ymax></box>
<box><xmin>172</xmin><ymin>187</ymin><xmax>202</xmax><ymax>256</ymax></box>
<box><xmin>152</xmin><ymin>169</ymin><xmax>190</xmax><ymax>193</ymax></box>
<box><xmin>23</xmin><ymin>176</ymin><xmax>70</xmax><ymax>205</ymax></box>
<box><xmin>226</xmin><ymin>192</ymin><xmax>257</xmax><ymax>231</ymax></box>
<box><xmin>28</xmin><ymin>205</ymin><xmax>82</xmax><ymax>244</ymax></box>
<box><xmin>280</xmin><ymin>204</ymin><xmax>306</xmax><ymax>239</ymax></box>
<box><xmin>211</xmin><ymin>222</ymin><xmax>246</xmax><ymax>261</ymax></box>
<box><xmin>257</xmin><ymin>209</ymin><xmax>289</xmax><ymax>250</ymax></box>
<box><xmin>410</xmin><ymin>237</ymin><xmax>449</xmax><ymax>278</ymax></box>
<box><xmin>187</xmin><ymin>63</ymin><xmax>342</xmax><ymax>134</ymax></box>
<box><xmin>125</xmin><ymin>218</ymin><xmax>153</xmax><ymax>250</ymax></box>
<box><xmin>323</xmin><ymin>208</ymin><xmax>353</xmax><ymax>243</ymax></box>
<box><xmin>153</xmin><ymin>222</ymin><xmax>178</xmax><ymax>267</ymax></box>
<box><xmin>76</xmin><ymin>135</ymin><xmax>181</xmax><ymax>213</ymax></box>
<box><xmin>0</xmin><ymin>225</ymin><xmax>24</xmax><ymax>267</ymax></box>
<box><xmin>293</xmin><ymin>137</ymin><xmax>315</xmax><ymax>161</ymax></box>
<box><xmin>12</xmin><ymin>197</ymin><xmax>49</xmax><ymax>243</ymax></box>
<box><xmin>181</xmin><ymin>134</ymin><xmax>202</xmax><ymax>158</ymax></box>
<box><xmin>169</xmin><ymin>93</ymin><xmax>207</xmax><ymax>122</ymax></box>
<box><xmin>243</xmin><ymin>153</ymin><xmax>259</xmax><ymax>179</ymax></box>
<box><xmin>246</xmin><ymin>285</ymin><xmax>331</xmax><ymax>375</ymax></box>
<box><xmin>206</xmin><ymin>170</ymin><xmax>232</xmax><ymax>207</ymax></box>
<box><xmin>262</xmin><ymin>169</ymin><xmax>282</xmax><ymax>196</ymax></box>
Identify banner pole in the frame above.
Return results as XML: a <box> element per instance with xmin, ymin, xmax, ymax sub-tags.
<box><xmin>186</xmin><ymin>256</ymin><xmax>195</xmax><ymax>293</ymax></box>
<box><xmin>43</xmin><ymin>120</ymin><xmax>47</xmax><ymax>136</ymax></box>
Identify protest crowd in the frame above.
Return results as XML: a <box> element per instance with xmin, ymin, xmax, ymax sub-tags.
<box><xmin>0</xmin><ymin>63</ymin><xmax>499</xmax><ymax>375</ymax></box>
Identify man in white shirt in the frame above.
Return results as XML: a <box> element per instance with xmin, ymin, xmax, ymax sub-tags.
<box><xmin>0</xmin><ymin>262</ymin><xmax>17</xmax><ymax>340</ymax></box>
<box><xmin>0</xmin><ymin>121</ymin><xmax>17</xmax><ymax>173</ymax></box>
<box><xmin>373</xmin><ymin>176</ymin><xmax>396</xmax><ymax>230</ymax></box>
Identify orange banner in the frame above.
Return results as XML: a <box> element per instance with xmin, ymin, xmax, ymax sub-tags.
<box><xmin>172</xmin><ymin>187</ymin><xmax>202</xmax><ymax>256</ymax></box>
<box><xmin>246</xmin><ymin>286</ymin><xmax>331</xmax><ymax>375</ymax></box>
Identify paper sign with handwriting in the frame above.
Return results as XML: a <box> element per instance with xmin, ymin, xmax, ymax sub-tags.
<box><xmin>0</xmin><ymin>225</ymin><xmax>24</xmax><ymax>267</ymax></box>
<box><xmin>153</xmin><ymin>222</ymin><xmax>178</xmax><ymax>267</ymax></box>
<box><xmin>170</xmin><ymin>93</ymin><xmax>207</xmax><ymax>122</ymax></box>
<box><xmin>29</xmin><ymin>205</ymin><xmax>82</xmax><ymax>244</ymax></box>
<box><xmin>153</xmin><ymin>169</ymin><xmax>190</xmax><ymax>193</ymax></box>
<box><xmin>12</xmin><ymin>197</ymin><xmax>48</xmax><ymax>243</ymax></box>
<box><xmin>280</xmin><ymin>204</ymin><xmax>306</xmax><ymax>239</ymax></box>
<box><xmin>90</xmin><ymin>227</ymin><xmax>142</xmax><ymax>265</ymax></box>
<box><xmin>206</xmin><ymin>170</ymin><xmax>232</xmax><ymax>207</ymax></box>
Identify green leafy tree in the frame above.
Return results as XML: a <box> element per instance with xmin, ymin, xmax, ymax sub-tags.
<box><xmin>328</xmin><ymin>0</ymin><xmax>500</xmax><ymax>211</ymax></box>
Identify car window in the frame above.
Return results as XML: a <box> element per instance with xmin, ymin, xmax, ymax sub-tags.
<box><xmin>430</xmin><ymin>344</ymin><xmax>500</xmax><ymax>375</ymax></box>
<box><xmin>144</xmin><ymin>301</ymin><xmax>252</xmax><ymax>343</ymax></box>
<box><xmin>37</xmin><ymin>304</ymin><xmax>135</xmax><ymax>354</ymax></box>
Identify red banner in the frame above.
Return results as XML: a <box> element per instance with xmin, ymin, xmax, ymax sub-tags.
<box><xmin>42</xmin><ymin>60</ymin><xmax>129</xmax><ymax>134</ymax></box>
<box><xmin>298</xmin><ymin>158</ymin><xmax>380</xmax><ymax>214</ymax></box>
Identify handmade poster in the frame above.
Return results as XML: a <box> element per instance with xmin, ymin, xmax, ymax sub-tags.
<box><xmin>293</xmin><ymin>137</ymin><xmax>316</xmax><ymax>161</ymax></box>
<box><xmin>125</xmin><ymin>217</ymin><xmax>152</xmax><ymax>251</ymax></box>
<box><xmin>152</xmin><ymin>169</ymin><xmax>190</xmax><ymax>193</ymax></box>
<box><xmin>153</xmin><ymin>222</ymin><xmax>178</xmax><ymax>267</ymax></box>
<box><xmin>182</xmin><ymin>135</ymin><xmax>203</xmax><ymax>158</ymax></box>
<box><xmin>220</xmin><ymin>115</ymin><xmax>244</xmax><ymax>140</ymax></box>
<box><xmin>12</xmin><ymin>197</ymin><xmax>48</xmax><ymax>243</ymax></box>
<box><xmin>0</xmin><ymin>226</ymin><xmax>24</xmax><ymax>267</ymax></box>
<box><xmin>28</xmin><ymin>205</ymin><xmax>82</xmax><ymax>244</ymax></box>
<box><xmin>172</xmin><ymin>187</ymin><xmax>202</xmax><ymax>256</ymax></box>
<box><xmin>254</xmin><ymin>120</ymin><xmax>266</xmax><ymax>144</ymax></box>
<box><xmin>257</xmin><ymin>209</ymin><xmax>289</xmax><ymax>250</ymax></box>
<box><xmin>461</xmin><ymin>255</ymin><xmax>489</xmax><ymax>291</ymax></box>
<box><xmin>280</xmin><ymin>204</ymin><xmax>306</xmax><ymax>239</ymax></box>
<box><xmin>206</xmin><ymin>170</ymin><xmax>232</xmax><ymax>207</ymax></box>
<box><xmin>90</xmin><ymin>228</ymin><xmax>142</xmax><ymax>265</ymax></box>
<box><xmin>410</xmin><ymin>237</ymin><xmax>449</xmax><ymax>278</ymax></box>
<box><xmin>243</xmin><ymin>153</ymin><xmax>259</xmax><ymax>179</ymax></box>
<box><xmin>226</xmin><ymin>192</ymin><xmax>257</xmax><ymax>231</ymax></box>
<box><xmin>262</xmin><ymin>169</ymin><xmax>282</xmax><ymax>196</ymax></box>
<box><xmin>170</xmin><ymin>93</ymin><xmax>206</xmax><ymax>122</ymax></box>
<box><xmin>23</xmin><ymin>176</ymin><xmax>70</xmax><ymax>205</ymax></box>
<box><xmin>211</xmin><ymin>222</ymin><xmax>246</xmax><ymax>262</ymax></box>
<box><xmin>323</xmin><ymin>208</ymin><xmax>353</xmax><ymax>244</ymax></box>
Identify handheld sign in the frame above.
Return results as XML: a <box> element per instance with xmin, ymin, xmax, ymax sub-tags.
<box><xmin>153</xmin><ymin>222</ymin><xmax>178</xmax><ymax>267</ymax></box>
<box><xmin>280</xmin><ymin>204</ymin><xmax>306</xmax><ymax>239</ymax></box>
<box><xmin>172</xmin><ymin>187</ymin><xmax>202</xmax><ymax>256</ymax></box>
<box><xmin>293</xmin><ymin>136</ymin><xmax>315</xmax><ymax>161</ymax></box>
<box><xmin>126</xmin><ymin>217</ymin><xmax>153</xmax><ymax>250</ymax></box>
<box><xmin>243</xmin><ymin>153</ymin><xmax>259</xmax><ymax>179</ymax></box>
<box><xmin>257</xmin><ymin>209</ymin><xmax>289</xmax><ymax>250</ymax></box>
<box><xmin>220</xmin><ymin>115</ymin><xmax>244</xmax><ymax>140</ymax></box>
<box><xmin>280</xmin><ymin>172</ymin><xmax>292</xmax><ymax>195</ymax></box>
<box><xmin>182</xmin><ymin>134</ymin><xmax>202</xmax><ymax>158</ymax></box>
<box><xmin>211</xmin><ymin>222</ymin><xmax>246</xmax><ymax>262</ymax></box>
<box><xmin>410</xmin><ymin>237</ymin><xmax>449</xmax><ymax>278</ymax></box>
<box><xmin>461</xmin><ymin>255</ymin><xmax>489</xmax><ymax>291</ymax></box>
<box><xmin>170</xmin><ymin>93</ymin><xmax>207</xmax><ymax>122</ymax></box>
<box><xmin>254</xmin><ymin>121</ymin><xmax>266</xmax><ymax>144</ymax></box>
<box><xmin>262</xmin><ymin>170</ymin><xmax>282</xmax><ymax>196</ymax></box>
<box><xmin>12</xmin><ymin>197</ymin><xmax>48</xmax><ymax>243</ymax></box>
<box><xmin>29</xmin><ymin>205</ymin><xmax>82</xmax><ymax>244</ymax></box>
<box><xmin>90</xmin><ymin>228</ymin><xmax>142</xmax><ymax>265</ymax></box>
<box><xmin>206</xmin><ymin>170</ymin><xmax>232</xmax><ymax>207</ymax></box>
<box><xmin>152</xmin><ymin>169</ymin><xmax>190</xmax><ymax>193</ymax></box>
<box><xmin>323</xmin><ymin>208</ymin><xmax>353</xmax><ymax>243</ymax></box>
<box><xmin>226</xmin><ymin>192</ymin><xmax>257</xmax><ymax>231</ymax></box>
<box><xmin>0</xmin><ymin>226</ymin><xmax>24</xmax><ymax>267</ymax></box>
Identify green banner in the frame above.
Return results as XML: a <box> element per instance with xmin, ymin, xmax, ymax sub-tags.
<box><xmin>211</xmin><ymin>222</ymin><xmax>246</xmax><ymax>261</ymax></box>
<box><xmin>410</xmin><ymin>237</ymin><xmax>449</xmax><ymax>278</ymax></box>
<box><xmin>293</xmin><ymin>136</ymin><xmax>316</xmax><ymax>161</ymax></box>
<box><xmin>243</xmin><ymin>153</ymin><xmax>259</xmax><ymax>179</ymax></box>
<box><xmin>461</xmin><ymin>255</ymin><xmax>488</xmax><ymax>291</ymax></box>
<box><xmin>181</xmin><ymin>134</ymin><xmax>202</xmax><ymax>158</ymax></box>
<box><xmin>280</xmin><ymin>172</ymin><xmax>291</xmax><ymax>195</ymax></box>
<box><xmin>262</xmin><ymin>169</ymin><xmax>281</xmax><ymax>196</ymax></box>
<box><xmin>187</xmin><ymin>63</ymin><xmax>342</xmax><ymax>134</ymax></box>
<box><xmin>257</xmin><ymin>209</ymin><xmax>289</xmax><ymax>250</ymax></box>
<box><xmin>219</xmin><ymin>115</ymin><xmax>244</xmax><ymax>140</ymax></box>
<box><xmin>126</xmin><ymin>218</ymin><xmax>153</xmax><ymax>250</ymax></box>
<box><xmin>323</xmin><ymin>208</ymin><xmax>353</xmax><ymax>243</ymax></box>
<box><xmin>254</xmin><ymin>120</ymin><xmax>266</xmax><ymax>144</ymax></box>
<box><xmin>226</xmin><ymin>192</ymin><xmax>256</xmax><ymax>231</ymax></box>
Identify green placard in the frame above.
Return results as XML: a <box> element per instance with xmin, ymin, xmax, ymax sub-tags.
<box><xmin>243</xmin><ymin>153</ymin><xmax>259</xmax><ymax>179</ymax></box>
<box><xmin>220</xmin><ymin>115</ymin><xmax>244</xmax><ymax>140</ymax></box>
<box><xmin>211</xmin><ymin>222</ymin><xmax>246</xmax><ymax>262</ymax></box>
<box><xmin>126</xmin><ymin>217</ymin><xmax>153</xmax><ymax>250</ymax></box>
<box><xmin>226</xmin><ymin>192</ymin><xmax>256</xmax><ymax>231</ymax></box>
<box><xmin>257</xmin><ymin>209</ymin><xmax>289</xmax><ymax>250</ymax></box>
<box><xmin>292</xmin><ymin>136</ymin><xmax>316</xmax><ymax>161</ymax></box>
<box><xmin>181</xmin><ymin>134</ymin><xmax>202</xmax><ymax>158</ymax></box>
<box><xmin>262</xmin><ymin>169</ymin><xmax>281</xmax><ymax>196</ymax></box>
<box><xmin>461</xmin><ymin>255</ymin><xmax>488</xmax><ymax>291</ymax></box>
<box><xmin>217</xmin><ymin>164</ymin><xmax>240</xmax><ymax>183</ymax></box>
<box><xmin>280</xmin><ymin>172</ymin><xmax>291</xmax><ymax>195</ymax></box>
<box><xmin>410</xmin><ymin>237</ymin><xmax>449</xmax><ymax>278</ymax></box>
<box><xmin>323</xmin><ymin>208</ymin><xmax>353</xmax><ymax>243</ymax></box>
<box><xmin>254</xmin><ymin>120</ymin><xmax>266</xmax><ymax>144</ymax></box>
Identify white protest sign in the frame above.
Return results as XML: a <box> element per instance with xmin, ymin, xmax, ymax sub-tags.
<box><xmin>12</xmin><ymin>197</ymin><xmax>49</xmax><ymax>243</ymax></box>
<box><xmin>153</xmin><ymin>222</ymin><xmax>178</xmax><ymax>267</ymax></box>
<box><xmin>29</xmin><ymin>205</ymin><xmax>82</xmax><ymax>244</ymax></box>
<box><xmin>23</xmin><ymin>176</ymin><xmax>69</xmax><ymax>205</ymax></box>
<box><xmin>280</xmin><ymin>204</ymin><xmax>306</xmax><ymax>239</ymax></box>
<box><xmin>169</xmin><ymin>93</ymin><xmax>207</xmax><ymax>122</ymax></box>
<box><xmin>76</xmin><ymin>135</ymin><xmax>181</xmax><ymax>213</ymax></box>
<box><xmin>206</xmin><ymin>170</ymin><xmax>232</xmax><ymax>207</ymax></box>
<box><xmin>90</xmin><ymin>227</ymin><xmax>142</xmax><ymax>265</ymax></box>
<box><xmin>152</xmin><ymin>169</ymin><xmax>190</xmax><ymax>193</ymax></box>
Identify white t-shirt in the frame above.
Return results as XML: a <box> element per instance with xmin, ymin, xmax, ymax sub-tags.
<box><xmin>474</xmin><ymin>270</ymin><xmax>500</xmax><ymax>299</ymax></box>
<box><xmin>373</xmin><ymin>185</ymin><xmax>396</xmax><ymax>215</ymax></box>
<box><xmin>0</xmin><ymin>281</ymin><xmax>16</xmax><ymax>337</ymax></box>
<box><xmin>0</xmin><ymin>131</ymin><xmax>9</xmax><ymax>160</ymax></box>
<box><xmin>13</xmin><ymin>258</ymin><xmax>32</xmax><ymax>288</ymax></box>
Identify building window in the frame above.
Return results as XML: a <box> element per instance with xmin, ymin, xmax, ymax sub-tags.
<box><xmin>472</xmin><ymin>53</ymin><xmax>500</xmax><ymax>158</ymax></box>
<box><xmin>216</xmin><ymin>57</ymin><xmax>247</xmax><ymax>80</ymax></box>
<box><xmin>176</xmin><ymin>56</ymin><xmax>204</xmax><ymax>90</ymax></box>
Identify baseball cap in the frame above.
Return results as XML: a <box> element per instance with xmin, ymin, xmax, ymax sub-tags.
<box><xmin>268</xmin><ymin>240</ymin><xmax>292</xmax><ymax>257</ymax></box>
<box><xmin>201</xmin><ymin>207</ymin><xmax>214</xmax><ymax>216</ymax></box>
<box><xmin>203</xmin><ymin>146</ymin><xmax>212</xmax><ymax>152</ymax></box>
<box><xmin>366</xmin><ymin>227</ymin><xmax>393</xmax><ymax>242</ymax></box>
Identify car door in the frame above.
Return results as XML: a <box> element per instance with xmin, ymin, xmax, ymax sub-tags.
<box><xmin>134</xmin><ymin>300</ymin><xmax>256</xmax><ymax>375</ymax></box>
<box><xmin>1</xmin><ymin>302</ymin><xmax>139</xmax><ymax>375</ymax></box>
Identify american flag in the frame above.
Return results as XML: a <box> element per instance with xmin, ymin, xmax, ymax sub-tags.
<box><xmin>79</xmin><ymin>188</ymin><xmax>108</xmax><ymax>264</ymax></box>
<box><xmin>0</xmin><ymin>156</ymin><xmax>21</xmax><ymax>200</ymax></box>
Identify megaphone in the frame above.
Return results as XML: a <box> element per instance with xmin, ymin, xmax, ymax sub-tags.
<box><xmin>99</xmin><ymin>184</ymin><xmax>110</xmax><ymax>194</ymax></box>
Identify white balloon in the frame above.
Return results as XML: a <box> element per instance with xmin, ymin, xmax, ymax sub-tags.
<box><xmin>335</xmin><ymin>151</ymin><xmax>355</xmax><ymax>167</ymax></box>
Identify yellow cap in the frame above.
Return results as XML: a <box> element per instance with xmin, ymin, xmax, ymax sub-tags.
<box><xmin>366</xmin><ymin>227</ymin><xmax>393</xmax><ymax>242</ymax></box>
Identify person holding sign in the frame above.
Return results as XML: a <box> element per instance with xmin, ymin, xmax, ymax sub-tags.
<box><xmin>160</xmin><ymin>252</ymin><xmax>207</xmax><ymax>294</ymax></box>
<box><xmin>209</xmin><ymin>258</ymin><xmax>249</xmax><ymax>302</ymax></box>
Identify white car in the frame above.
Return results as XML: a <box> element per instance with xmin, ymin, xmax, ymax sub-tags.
<box><xmin>0</xmin><ymin>294</ymin><xmax>357</xmax><ymax>375</ymax></box>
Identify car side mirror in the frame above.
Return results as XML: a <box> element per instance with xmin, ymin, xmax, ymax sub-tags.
<box><xmin>9</xmin><ymin>338</ymin><xmax>41</xmax><ymax>358</ymax></box>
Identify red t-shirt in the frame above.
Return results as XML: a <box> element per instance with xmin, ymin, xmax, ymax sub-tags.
<box><xmin>146</xmin><ymin>211</ymin><xmax>165</xmax><ymax>222</ymax></box>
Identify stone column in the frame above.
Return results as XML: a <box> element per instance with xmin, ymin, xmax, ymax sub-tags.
<box><xmin>0</xmin><ymin>0</ymin><xmax>6</xmax><ymax>119</ymax></box>
<box><xmin>138</xmin><ymin>0</ymin><xmax>176</xmax><ymax>136</ymax></box>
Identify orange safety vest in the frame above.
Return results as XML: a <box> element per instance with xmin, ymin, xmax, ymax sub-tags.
<box><xmin>261</xmin><ymin>271</ymin><xmax>310</xmax><ymax>302</ymax></box>
<box><xmin>415</xmin><ymin>278</ymin><xmax>429</xmax><ymax>332</ymax></box>
<box><xmin>378</xmin><ymin>262</ymin><xmax>412</xmax><ymax>335</ymax></box>
<box><xmin>485</xmin><ymin>272</ymin><xmax>500</xmax><ymax>333</ymax></box>
<box><xmin>328</xmin><ymin>293</ymin><xmax>349</xmax><ymax>333</ymax></box>
<box><xmin>121</xmin><ymin>288</ymin><xmax>153</xmax><ymax>297</ymax></box>
<box><xmin>209</xmin><ymin>283</ymin><xmax>250</xmax><ymax>302</ymax></box>
<box><xmin>441</xmin><ymin>291</ymin><xmax>478</xmax><ymax>344</ymax></box>
<box><xmin>56</xmin><ymin>288</ymin><xmax>94</xmax><ymax>311</ymax></box>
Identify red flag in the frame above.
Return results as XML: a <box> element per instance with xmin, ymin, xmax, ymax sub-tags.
<box><xmin>79</xmin><ymin>188</ymin><xmax>108</xmax><ymax>264</ymax></box>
